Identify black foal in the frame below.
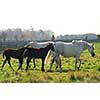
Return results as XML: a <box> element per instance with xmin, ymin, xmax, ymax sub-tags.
<box><xmin>1</xmin><ymin>47</ymin><xmax>27</xmax><ymax>71</ymax></box>
<box><xmin>22</xmin><ymin>43</ymin><xmax>55</xmax><ymax>72</ymax></box>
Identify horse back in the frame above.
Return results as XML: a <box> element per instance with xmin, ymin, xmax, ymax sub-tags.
<box><xmin>25</xmin><ymin>47</ymin><xmax>48</xmax><ymax>59</ymax></box>
<box><xmin>3</xmin><ymin>48</ymin><xmax>24</xmax><ymax>59</ymax></box>
<box><xmin>55</xmin><ymin>42</ymin><xmax>83</xmax><ymax>57</ymax></box>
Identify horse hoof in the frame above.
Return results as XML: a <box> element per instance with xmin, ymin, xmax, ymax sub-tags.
<box><xmin>15</xmin><ymin>72</ymin><xmax>18</xmax><ymax>75</ymax></box>
<box><xmin>47</xmin><ymin>70</ymin><xmax>52</xmax><ymax>72</ymax></box>
<box><xmin>77</xmin><ymin>67</ymin><xmax>80</xmax><ymax>71</ymax></box>
<box><xmin>25</xmin><ymin>68</ymin><xmax>29</xmax><ymax>71</ymax></box>
<box><xmin>34</xmin><ymin>67</ymin><xmax>36</xmax><ymax>70</ymax></box>
<box><xmin>42</xmin><ymin>69</ymin><xmax>45</xmax><ymax>72</ymax></box>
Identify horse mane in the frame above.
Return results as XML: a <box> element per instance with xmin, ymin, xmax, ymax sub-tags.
<box><xmin>72</xmin><ymin>40</ymin><xmax>83</xmax><ymax>44</ymax></box>
<box><xmin>32</xmin><ymin>43</ymin><xmax>52</xmax><ymax>51</ymax></box>
<box><xmin>5</xmin><ymin>48</ymin><xmax>14</xmax><ymax>51</ymax></box>
<box><xmin>72</xmin><ymin>40</ymin><xmax>89</xmax><ymax>44</ymax></box>
<box><xmin>72</xmin><ymin>40</ymin><xmax>78</xmax><ymax>43</ymax></box>
<box><xmin>72</xmin><ymin>40</ymin><xmax>93</xmax><ymax>50</ymax></box>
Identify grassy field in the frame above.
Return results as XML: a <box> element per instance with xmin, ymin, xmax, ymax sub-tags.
<box><xmin>0</xmin><ymin>42</ymin><xmax>100</xmax><ymax>83</ymax></box>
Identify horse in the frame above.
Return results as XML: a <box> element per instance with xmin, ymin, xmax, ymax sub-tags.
<box><xmin>1</xmin><ymin>47</ymin><xmax>27</xmax><ymax>72</ymax></box>
<box><xmin>49</xmin><ymin>40</ymin><xmax>95</xmax><ymax>72</ymax></box>
<box><xmin>24</xmin><ymin>41</ymin><xmax>55</xmax><ymax>65</ymax></box>
<box><xmin>22</xmin><ymin>43</ymin><xmax>55</xmax><ymax>72</ymax></box>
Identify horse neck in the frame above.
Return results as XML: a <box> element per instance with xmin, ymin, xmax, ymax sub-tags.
<box><xmin>44</xmin><ymin>45</ymin><xmax>51</xmax><ymax>54</ymax></box>
<box><xmin>83</xmin><ymin>42</ymin><xmax>90</xmax><ymax>50</ymax></box>
<box><xmin>18</xmin><ymin>47</ymin><xmax>27</xmax><ymax>53</ymax></box>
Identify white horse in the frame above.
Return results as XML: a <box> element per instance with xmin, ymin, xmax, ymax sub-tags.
<box><xmin>49</xmin><ymin>40</ymin><xmax>95</xmax><ymax>72</ymax></box>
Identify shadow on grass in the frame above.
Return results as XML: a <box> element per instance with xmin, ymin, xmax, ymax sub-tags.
<box><xmin>46</xmin><ymin>69</ymin><xmax>76</xmax><ymax>73</ymax></box>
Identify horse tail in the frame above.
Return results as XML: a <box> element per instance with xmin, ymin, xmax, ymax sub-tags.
<box><xmin>24</xmin><ymin>41</ymin><xmax>36</xmax><ymax>48</ymax></box>
<box><xmin>44</xmin><ymin>50</ymin><xmax>52</xmax><ymax>64</ymax></box>
<box><xmin>2</xmin><ymin>50</ymin><xmax>6</xmax><ymax>58</ymax></box>
<box><xmin>22</xmin><ymin>48</ymin><xmax>28</xmax><ymax>58</ymax></box>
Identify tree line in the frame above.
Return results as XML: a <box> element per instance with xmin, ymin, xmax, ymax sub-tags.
<box><xmin>0</xmin><ymin>27</ymin><xmax>54</xmax><ymax>42</ymax></box>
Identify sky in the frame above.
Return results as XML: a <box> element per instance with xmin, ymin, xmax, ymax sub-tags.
<box><xmin>0</xmin><ymin>0</ymin><xmax>100</xmax><ymax>36</ymax></box>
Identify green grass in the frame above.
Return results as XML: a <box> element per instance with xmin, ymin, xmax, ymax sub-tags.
<box><xmin>0</xmin><ymin>42</ymin><xmax>100</xmax><ymax>83</ymax></box>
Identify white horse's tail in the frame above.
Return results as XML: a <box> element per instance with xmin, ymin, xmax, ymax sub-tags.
<box><xmin>24</xmin><ymin>41</ymin><xmax>37</xmax><ymax>47</ymax></box>
<box><xmin>44</xmin><ymin>50</ymin><xmax>52</xmax><ymax>64</ymax></box>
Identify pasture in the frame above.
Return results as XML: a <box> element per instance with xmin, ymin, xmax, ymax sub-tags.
<box><xmin>0</xmin><ymin>42</ymin><xmax>100</xmax><ymax>83</ymax></box>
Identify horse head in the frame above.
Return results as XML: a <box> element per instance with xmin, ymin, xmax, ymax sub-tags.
<box><xmin>48</xmin><ymin>43</ymin><xmax>55</xmax><ymax>51</ymax></box>
<box><xmin>87</xmin><ymin>43</ymin><xmax>95</xmax><ymax>57</ymax></box>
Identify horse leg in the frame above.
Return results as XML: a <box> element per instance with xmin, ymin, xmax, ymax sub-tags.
<box><xmin>75</xmin><ymin>56</ymin><xmax>79</xmax><ymax>71</ymax></box>
<box><xmin>8</xmin><ymin>58</ymin><xmax>15</xmax><ymax>72</ymax></box>
<box><xmin>33</xmin><ymin>58</ymin><xmax>36</xmax><ymax>70</ymax></box>
<box><xmin>77</xmin><ymin>58</ymin><xmax>81</xmax><ymax>70</ymax></box>
<box><xmin>16</xmin><ymin>59</ymin><xmax>23</xmax><ymax>72</ymax></box>
<box><xmin>41</xmin><ymin>59</ymin><xmax>45</xmax><ymax>72</ymax></box>
<box><xmin>56</xmin><ymin>56</ymin><xmax>62</xmax><ymax>72</ymax></box>
<box><xmin>55</xmin><ymin>57</ymin><xmax>59</xmax><ymax>70</ymax></box>
<box><xmin>49</xmin><ymin>52</ymin><xmax>57</xmax><ymax>70</ymax></box>
<box><xmin>1</xmin><ymin>59</ymin><xmax>7</xmax><ymax>71</ymax></box>
<box><xmin>49</xmin><ymin>57</ymin><xmax>55</xmax><ymax>71</ymax></box>
<box><xmin>25</xmin><ymin>57</ymin><xmax>32</xmax><ymax>71</ymax></box>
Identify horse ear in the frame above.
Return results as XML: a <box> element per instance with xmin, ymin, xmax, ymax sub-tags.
<box><xmin>92</xmin><ymin>44</ymin><xmax>94</xmax><ymax>47</ymax></box>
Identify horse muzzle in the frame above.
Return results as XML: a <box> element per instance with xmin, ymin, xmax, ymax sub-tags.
<box><xmin>92</xmin><ymin>53</ymin><xmax>95</xmax><ymax>57</ymax></box>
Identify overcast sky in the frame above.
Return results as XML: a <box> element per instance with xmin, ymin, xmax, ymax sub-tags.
<box><xmin>0</xmin><ymin>0</ymin><xmax>100</xmax><ymax>36</ymax></box>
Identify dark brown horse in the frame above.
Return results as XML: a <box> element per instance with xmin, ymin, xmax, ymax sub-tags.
<box><xmin>22</xmin><ymin>43</ymin><xmax>55</xmax><ymax>72</ymax></box>
<box><xmin>1</xmin><ymin>47</ymin><xmax>27</xmax><ymax>71</ymax></box>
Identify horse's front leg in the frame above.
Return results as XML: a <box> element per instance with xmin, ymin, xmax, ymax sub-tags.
<box><xmin>75</xmin><ymin>56</ymin><xmax>79</xmax><ymax>71</ymax></box>
<box><xmin>41</xmin><ymin>59</ymin><xmax>45</xmax><ymax>72</ymax></box>
<box><xmin>33</xmin><ymin>58</ymin><xmax>36</xmax><ymax>70</ymax></box>
<box><xmin>75</xmin><ymin>56</ymin><xmax>81</xmax><ymax>71</ymax></box>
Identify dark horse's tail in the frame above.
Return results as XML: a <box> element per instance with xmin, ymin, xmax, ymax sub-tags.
<box><xmin>2</xmin><ymin>50</ymin><xmax>6</xmax><ymax>58</ymax></box>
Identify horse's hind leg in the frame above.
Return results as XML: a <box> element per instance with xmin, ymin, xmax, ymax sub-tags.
<box><xmin>41</xmin><ymin>59</ymin><xmax>45</xmax><ymax>72</ymax></box>
<box><xmin>33</xmin><ymin>58</ymin><xmax>36</xmax><ymax>70</ymax></box>
<box><xmin>55</xmin><ymin>56</ymin><xmax>61</xmax><ymax>70</ymax></box>
<box><xmin>56</xmin><ymin>56</ymin><xmax>62</xmax><ymax>72</ymax></box>
<box><xmin>8</xmin><ymin>58</ymin><xmax>15</xmax><ymax>72</ymax></box>
<box><xmin>49</xmin><ymin>57</ymin><xmax>55</xmax><ymax>71</ymax></box>
<box><xmin>1</xmin><ymin>59</ymin><xmax>7</xmax><ymax>71</ymax></box>
<box><xmin>16</xmin><ymin>59</ymin><xmax>23</xmax><ymax>72</ymax></box>
<box><xmin>25</xmin><ymin>57</ymin><xmax>32</xmax><ymax>71</ymax></box>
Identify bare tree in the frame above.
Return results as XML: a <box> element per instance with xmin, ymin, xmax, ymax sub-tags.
<box><xmin>14</xmin><ymin>35</ymin><xmax>19</xmax><ymax>47</ymax></box>
<box><xmin>0</xmin><ymin>34</ymin><xmax>2</xmax><ymax>41</ymax></box>
<box><xmin>0</xmin><ymin>34</ymin><xmax>3</xmax><ymax>49</ymax></box>
<box><xmin>20</xmin><ymin>33</ymin><xmax>26</xmax><ymax>41</ymax></box>
<box><xmin>51</xmin><ymin>35</ymin><xmax>55</xmax><ymax>41</ymax></box>
<box><xmin>97</xmin><ymin>35</ymin><xmax>100</xmax><ymax>39</ymax></box>
<box><xmin>14</xmin><ymin>35</ymin><xmax>18</xmax><ymax>41</ymax></box>
<box><xmin>1</xmin><ymin>31</ymin><xmax>7</xmax><ymax>42</ymax></box>
<box><xmin>83</xmin><ymin>35</ymin><xmax>88</xmax><ymax>41</ymax></box>
<box><xmin>1</xmin><ymin>31</ymin><xmax>7</xmax><ymax>49</ymax></box>
<box><xmin>31</xmin><ymin>26</ymin><xmax>34</xmax><ymax>40</ymax></box>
